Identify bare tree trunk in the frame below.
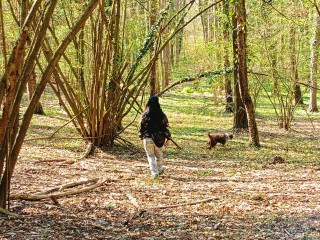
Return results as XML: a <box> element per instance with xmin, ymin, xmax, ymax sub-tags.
<box><xmin>232</xmin><ymin>9</ymin><xmax>247</xmax><ymax>129</ymax></box>
<box><xmin>149</xmin><ymin>0</ymin><xmax>158</xmax><ymax>96</ymax></box>
<box><xmin>290</xmin><ymin>1</ymin><xmax>303</xmax><ymax>105</ymax></box>
<box><xmin>290</xmin><ymin>26</ymin><xmax>303</xmax><ymax>105</ymax></box>
<box><xmin>27</xmin><ymin>71</ymin><xmax>45</xmax><ymax>114</ymax></box>
<box><xmin>223</xmin><ymin>0</ymin><xmax>233</xmax><ymax>113</ymax></box>
<box><xmin>308</xmin><ymin>12</ymin><xmax>320</xmax><ymax>112</ymax></box>
<box><xmin>24</xmin><ymin>0</ymin><xmax>45</xmax><ymax>115</ymax></box>
<box><xmin>234</xmin><ymin>0</ymin><xmax>260</xmax><ymax>147</ymax></box>
<box><xmin>102</xmin><ymin>0</ymin><xmax>122</xmax><ymax>146</ymax></box>
<box><xmin>174</xmin><ymin>0</ymin><xmax>185</xmax><ymax>64</ymax></box>
<box><xmin>161</xmin><ymin>0</ymin><xmax>170</xmax><ymax>89</ymax></box>
<box><xmin>0</xmin><ymin>0</ymin><xmax>7</xmax><ymax>73</ymax></box>
<box><xmin>162</xmin><ymin>43</ymin><xmax>170</xmax><ymax>88</ymax></box>
<box><xmin>199</xmin><ymin>0</ymin><xmax>209</xmax><ymax>42</ymax></box>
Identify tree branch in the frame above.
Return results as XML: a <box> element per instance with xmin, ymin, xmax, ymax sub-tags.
<box><xmin>157</xmin><ymin>68</ymin><xmax>233</xmax><ymax>97</ymax></box>
<box><xmin>297</xmin><ymin>81</ymin><xmax>320</xmax><ymax>91</ymax></box>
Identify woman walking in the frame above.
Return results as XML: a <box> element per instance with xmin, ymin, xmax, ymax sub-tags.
<box><xmin>139</xmin><ymin>96</ymin><xmax>171</xmax><ymax>178</ymax></box>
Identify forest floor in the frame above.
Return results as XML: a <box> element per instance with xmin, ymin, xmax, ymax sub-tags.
<box><xmin>0</xmin><ymin>93</ymin><xmax>320</xmax><ymax>239</ymax></box>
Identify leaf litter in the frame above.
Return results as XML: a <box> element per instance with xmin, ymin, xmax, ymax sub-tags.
<box><xmin>0</xmin><ymin>95</ymin><xmax>320</xmax><ymax>239</ymax></box>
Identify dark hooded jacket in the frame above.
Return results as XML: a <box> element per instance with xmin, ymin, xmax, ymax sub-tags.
<box><xmin>139</xmin><ymin>96</ymin><xmax>171</xmax><ymax>140</ymax></box>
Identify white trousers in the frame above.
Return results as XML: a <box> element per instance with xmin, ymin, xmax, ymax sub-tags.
<box><xmin>143</xmin><ymin>138</ymin><xmax>164</xmax><ymax>177</ymax></box>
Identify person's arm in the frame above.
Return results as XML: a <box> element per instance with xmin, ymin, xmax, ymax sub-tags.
<box><xmin>163</xmin><ymin>115</ymin><xmax>171</xmax><ymax>140</ymax></box>
<box><xmin>138</xmin><ymin>115</ymin><xmax>145</xmax><ymax>140</ymax></box>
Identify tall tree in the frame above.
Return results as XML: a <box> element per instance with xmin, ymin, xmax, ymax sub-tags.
<box><xmin>149</xmin><ymin>0</ymin><xmax>158</xmax><ymax>95</ymax></box>
<box><xmin>308</xmin><ymin>12</ymin><xmax>320</xmax><ymax>112</ymax></box>
<box><xmin>199</xmin><ymin>0</ymin><xmax>209</xmax><ymax>42</ymax></box>
<box><xmin>290</xmin><ymin>0</ymin><xmax>303</xmax><ymax>105</ymax></box>
<box><xmin>222</xmin><ymin>0</ymin><xmax>233</xmax><ymax>113</ymax></box>
<box><xmin>172</xmin><ymin>0</ymin><xmax>186</xmax><ymax>65</ymax></box>
<box><xmin>161</xmin><ymin>0</ymin><xmax>171</xmax><ymax>89</ymax></box>
<box><xmin>233</xmin><ymin>0</ymin><xmax>260</xmax><ymax>146</ymax></box>
<box><xmin>232</xmin><ymin>7</ymin><xmax>247</xmax><ymax>129</ymax></box>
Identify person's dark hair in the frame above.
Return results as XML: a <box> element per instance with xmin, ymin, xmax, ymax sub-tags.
<box><xmin>145</xmin><ymin>95</ymin><xmax>165</xmax><ymax>123</ymax></box>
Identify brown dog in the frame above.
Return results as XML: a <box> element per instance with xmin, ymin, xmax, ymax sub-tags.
<box><xmin>207</xmin><ymin>132</ymin><xmax>233</xmax><ymax>149</ymax></box>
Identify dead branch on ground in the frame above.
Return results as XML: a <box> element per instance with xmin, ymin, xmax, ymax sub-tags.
<box><xmin>149</xmin><ymin>197</ymin><xmax>219</xmax><ymax>209</ymax></box>
<box><xmin>0</xmin><ymin>207</ymin><xmax>18</xmax><ymax>217</ymax></box>
<box><xmin>79</xmin><ymin>143</ymin><xmax>93</xmax><ymax>159</ymax></box>
<box><xmin>10</xmin><ymin>178</ymin><xmax>106</xmax><ymax>202</ymax></box>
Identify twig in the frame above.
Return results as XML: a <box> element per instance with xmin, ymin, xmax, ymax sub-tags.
<box><xmin>79</xmin><ymin>142</ymin><xmax>93</xmax><ymax>159</ymax></box>
<box><xmin>170</xmin><ymin>138</ymin><xmax>183</xmax><ymax>150</ymax></box>
<box><xmin>50</xmin><ymin>106</ymin><xmax>89</xmax><ymax>139</ymax></box>
<box><xmin>24</xmin><ymin>107</ymin><xmax>89</xmax><ymax>142</ymax></box>
<box><xmin>149</xmin><ymin>197</ymin><xmax>219</xmax><ymax>209</ymax></box>
<box><xmin>0</xmin><ymin>207</ymin><xmax>18</xmax><ymax>217</ymax></box>
<box><xmin>297</xmin><ymin>81</ymin><xmax>320</xmax><ymax>91</ymax></box>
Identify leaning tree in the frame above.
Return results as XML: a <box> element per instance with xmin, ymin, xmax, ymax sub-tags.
<box><xmin>0</xmin><ymin>0</ymin><xmax>99</xmax><ymax>210</ymax></box>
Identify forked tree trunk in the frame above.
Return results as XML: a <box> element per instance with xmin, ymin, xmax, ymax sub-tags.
<box><xmin>232</xmin><ymin>9</ymin><xmax>247</xmax><ymax>129</ymax></box>
<box><xmin>234</xmin><ymin>0</ymin><xmax>260</xmax><ymax>147</ymax></box>
<box><xmin>102</xmin><ymin>0</ymin><xmax>122</xmax><ymax>146</ymax></box>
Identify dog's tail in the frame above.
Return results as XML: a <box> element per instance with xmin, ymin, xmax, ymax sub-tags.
<box><xmin>208</xmin><ymin>131</ymin><xmax>211</xmax><ymax>137</ymax></box>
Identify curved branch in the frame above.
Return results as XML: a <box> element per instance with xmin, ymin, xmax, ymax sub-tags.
<box><xmin>157</xmin><ymin>68</ymin><xmax>233</xmax><ymax>97</ymax></box>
